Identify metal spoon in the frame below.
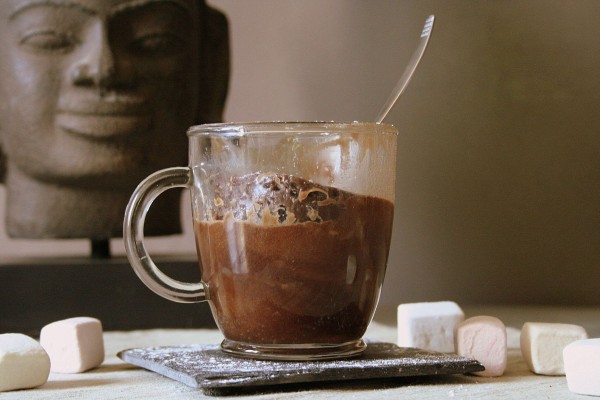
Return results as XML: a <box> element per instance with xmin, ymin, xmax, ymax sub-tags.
<box><xmin>375</xmin><ymin>15</ymin><xmax>435</xmax><ymax>123</ymax></box>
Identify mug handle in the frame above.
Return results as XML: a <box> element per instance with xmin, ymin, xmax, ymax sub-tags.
<box><xmin>123</xmin><ymin>167</ymin><xmax>207</xmax><ymax>303</ymax></box>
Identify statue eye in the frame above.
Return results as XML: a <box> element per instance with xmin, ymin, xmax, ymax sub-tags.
<box><xmin>20</xmin><ymin>30</ymin><xmax>76</xmax><ymax>52</ymax></box>
<box><xmin>129</xmin><ymin>33</ymin><xmax>185</xmax><ymax>57</ymax></box>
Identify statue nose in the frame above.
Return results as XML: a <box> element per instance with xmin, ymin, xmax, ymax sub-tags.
<box><xmin>72</xmin><ymin>63</ymin><xmax>110</xmax><ymax>86</ymax></box>
<box><xmin>70</xmin><ymin>28</ymin><xmax>133</xmax><ymax>92</ymax></box>
<box><xmin>71</xmin><ymin>56</ymin><xmax>135</xmax><ymax>92</ymax></box>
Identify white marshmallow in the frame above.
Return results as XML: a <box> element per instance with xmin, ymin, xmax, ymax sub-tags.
<box><xmin>455</xmin><ymin>316</ymin><xmax>507</xmax><ymax>377</ymax></box>
<box><xmin>40</xmin><ymin>317</ymin><xmax>105</xmax><ymax>373</ymax></box>
<box><xmin>0</xmin><ymin>333</ymin><xmax>50</xmax><ymax>392</ymax></box>
<box><xmin>520</xmin><ymin>322</ymin><xmax>587</xmax><ymax>375</ymax></box>
<box><xmin>397</xmin><ymin>301</ymin><xmax>464</xmax><ymax>352</ymax></box>
<box><xmin>563</xmin><ymin>338</ymin><xmax>600</xmax><ymax>396</ymax></box>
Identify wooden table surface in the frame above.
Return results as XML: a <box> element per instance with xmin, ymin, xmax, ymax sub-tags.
<box><xmin>2</xmin><ymin>305</ymin><xmax>599</xmax><ymax>399</ymax></box>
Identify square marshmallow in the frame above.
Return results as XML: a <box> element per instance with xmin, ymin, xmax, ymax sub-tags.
<box><xmin>397</xmin><ymin>301</ymin><xmax>464</xmax><ymax>352</ymax></box>
<box><xmin>0</xmin><ymin>333</ymin><xmax>50</xmax><ymax>392</ymax></box>
<box><xmin>455</xmin><ymin>316</ymin><xmax>507</xmax><ymax>377</ymax></box>
<box><xmin>563</xmin><ymin>338</ymin><xmax>600</xmax><ymax>396</ymax></box>
<box><xmin>40</xmin><ymin>317</ymin><xmax>105</xmax><ymax>373</ymax></box>
<box><xmin>520</xmin><ymin>322</ymin><xmax>587</xmax><ymax>375</ymax></box>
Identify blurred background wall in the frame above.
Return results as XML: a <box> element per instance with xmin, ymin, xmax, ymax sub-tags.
<box><xmin>1</xmin><ymin>0</ymin><xmax>598</xmax><ymax>306</ymax></box>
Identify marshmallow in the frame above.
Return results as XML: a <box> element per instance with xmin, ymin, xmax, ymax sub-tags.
<box><xmin>520</xmin><ymin>322</ymin><xmax>587</xmax><ymax>375</ymax></box>
<box><xmin>40</xmin><ymin>317</ymin><xmax>105</xmax><ymax>373</ymax></box>
<box><xmin>563</xmin><ymin>338</ymin><xmax>600</xmax><ymax>396</ymax></box>
<box><xmin>455</xmin><ymin>316</ymin><xmax>507</xmax><ymax>377</ymax></box>
<box><xmin>397</xmin><ymin>301</ymin><xmax>464</xmax><ymax>352</ymax></box>
<box><xmin>0</xmin><ymin>333</ymin><xmax>51</xmax><ymax>392</ymax></box>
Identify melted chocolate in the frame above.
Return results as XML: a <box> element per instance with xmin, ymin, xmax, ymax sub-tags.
<box><xmin>194</xmin><ymin>173</ymin><xmax>394</xmax><ymax>344</ymax></box>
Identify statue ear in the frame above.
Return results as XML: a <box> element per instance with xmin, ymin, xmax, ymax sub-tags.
<box><xmin>196</xmin><ymin>5</ymin><xmax>230</xmax><ymax>124</ymax></box>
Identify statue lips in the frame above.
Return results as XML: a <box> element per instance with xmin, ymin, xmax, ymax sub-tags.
<box><xmin>56</xmin><ymin>95</ymin><xmax>152</xmax><ymax>139</ymax></box>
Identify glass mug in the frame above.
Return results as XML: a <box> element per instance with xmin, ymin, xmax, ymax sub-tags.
<box><xmin>123</xmin><ymin>122</ymin><xmax>397</xmax><ymax>360</ymax></box>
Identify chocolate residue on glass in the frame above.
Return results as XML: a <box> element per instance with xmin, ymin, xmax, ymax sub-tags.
<box><xmin>204</xmin><ymin>172</ymin><xmax>353</xmax><ymax>224</ymax></box>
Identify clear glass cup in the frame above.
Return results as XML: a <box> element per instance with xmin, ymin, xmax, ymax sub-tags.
<box><xmin>123</xmin><ymin>121</ymin><xmax>397</xmax><ymax>360</ymax></box>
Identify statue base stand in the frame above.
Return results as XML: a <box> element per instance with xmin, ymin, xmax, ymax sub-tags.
<box><xmin>0</xmin><ymin>256</ymin><xmax>216</xmax><ymax>335</ymax></box>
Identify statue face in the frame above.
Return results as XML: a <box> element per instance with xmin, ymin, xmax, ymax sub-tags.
<box><xmin>0</xmin><ymin>0</ymin><xmax>200</xmax><ymax>189</ymax></box>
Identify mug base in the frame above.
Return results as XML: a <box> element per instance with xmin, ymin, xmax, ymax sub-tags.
<box><xmin>220</xmin><ymin>338</ymin><xmax>367</xmax><ymax>361</ymax></box>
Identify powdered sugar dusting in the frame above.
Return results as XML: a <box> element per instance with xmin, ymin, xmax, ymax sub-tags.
<box><xmin>118</xmin><ymin>342</ymin><xmax>483</xmax><ymax>392</ymax></box>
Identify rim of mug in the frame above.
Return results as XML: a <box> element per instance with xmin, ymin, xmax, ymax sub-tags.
<box><xmin>187</xmin><ymin>121</ymin><xmax>397</xmax><ymax>137</ymax></box>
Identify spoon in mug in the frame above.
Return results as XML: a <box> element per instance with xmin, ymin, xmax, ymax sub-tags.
<box><xmin>375</xmin><ymin>15</ymin><xmax>435</xmax><ymax>123</ymax></box>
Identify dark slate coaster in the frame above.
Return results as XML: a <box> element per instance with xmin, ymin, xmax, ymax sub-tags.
<box><xmin>118</xmin><ymin>342</ymin><xmax>484</xmax><ymax>394</ymax></box>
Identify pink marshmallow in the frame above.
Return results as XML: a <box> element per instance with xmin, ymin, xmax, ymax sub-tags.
<box><xmin>40</xmin><ymin>317</ymin><xmax>105</xmax><ymax>373</ymax></box>
<box><xmin>455</xmin><ymin>316</ymin><xmax>507</xmax><ymax>377</ymax></box>
<box><xmin>563</xmin><ymin>338</ymin><xmax>600</xmax><ymax>396</ymax></box>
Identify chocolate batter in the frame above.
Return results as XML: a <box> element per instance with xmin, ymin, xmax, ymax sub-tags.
<box><xmin>194</xmin><ymin>173</ymin><xmax>394</xmax><ymax>344</ymax></box>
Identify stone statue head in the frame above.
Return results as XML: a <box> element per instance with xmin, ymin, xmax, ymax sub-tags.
<box><xmin>0</xmin><ymin>0</ymin><xmax>229</xmax><ymax>240</ymax></box>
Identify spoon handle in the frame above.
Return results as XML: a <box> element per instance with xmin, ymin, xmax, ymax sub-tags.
<box><xmin>375</xmin><ymin>15</ymin><xmax>435</xmax><ymax>123</ymax></box>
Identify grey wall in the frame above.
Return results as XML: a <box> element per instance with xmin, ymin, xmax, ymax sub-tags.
<box><xmin>386</xmin><ymin>0</ymin><xmax>600</xmax><ymax>305</ymax></box>
<box><xmin>213</xmin><ymin>0</ymin><xmax>600</xmax><ymax>306</ymax></box>
<box><xmin>1</xmin><ymin>1</ymin><xmax>598</xmax><ymax>306</ymax></box>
